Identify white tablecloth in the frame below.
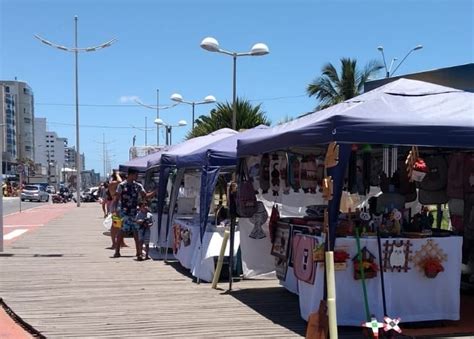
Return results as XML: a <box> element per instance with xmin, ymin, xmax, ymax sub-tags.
<box><xmin>173</xmin><ymin>218</ymin><xmax>241</xmax><ymax>282</ymax></box>
<box><xmin>287</xmin><ymin>236</ymin><xmax>462</xmax><ymax>325</ymax></box>
<box><xmin>150</xmin><ymin>213</ymin><xmax>174</xmax><ymax>248</ymax></box>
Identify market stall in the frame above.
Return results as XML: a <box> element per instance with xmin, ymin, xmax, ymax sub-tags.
<box><xmin>235</xmin><ymin>79</ymin><xmax>474</xmax><ymax>324</ymax></box>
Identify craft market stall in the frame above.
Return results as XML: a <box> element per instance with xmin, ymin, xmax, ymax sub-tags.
<box><xmin>235</xmin><ymin>79</ymin><xmax>474</xmax><ymax>327</ymax></box>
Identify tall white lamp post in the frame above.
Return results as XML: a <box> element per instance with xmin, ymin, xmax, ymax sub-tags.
<box><xmin>34</xmin><ymin>16</ymin><xmax>116</xmax><ymax>207</ymax></box>
<box><xmin>170</xmin><ymin>93</ymin><xmax>216</xmax><ymax>131</ymax></box>
<box><xmin>200</xmin><ymin>37</ymin><xmax>269</xmax><ymax>130</ymax></box>
<box><xmin>377</xmin><ymin>45</ymin><xmax>423</xmax><ymax>78</ymax></box>
<box><xmin>153</xmin><ymin>119</ymin><xmax>187</xmax><ymax>146</ymax></box>
<box><xmin>135</xmin><ymin>94</ymin><xmax>179</xmax><ymax>146</ymax></box>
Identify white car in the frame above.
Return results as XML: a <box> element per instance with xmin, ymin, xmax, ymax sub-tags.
<box><xmin>46</xmin><ymin>185</ymin><xmax>56</xmax><ymax>194</ymax></box>
<box><xmin>21</xmin><ymin>185</ymin><xmax>50</xmax><ymax>202</ymax></box>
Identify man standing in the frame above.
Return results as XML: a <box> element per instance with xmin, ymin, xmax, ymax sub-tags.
<box><xmin>112</xmin><ymin>168</ymin><xmax>155</xmax><ymax>259</ymax></box>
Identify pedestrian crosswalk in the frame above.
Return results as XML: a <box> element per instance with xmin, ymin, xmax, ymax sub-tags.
<box><xmin>3</xmin><ymin>229</ymin><xmax>28</xmax><ymax>240</ymax></box>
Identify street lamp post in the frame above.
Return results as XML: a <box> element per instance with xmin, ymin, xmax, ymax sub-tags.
<box><xmin>377</xmin><ymin>45</ymin><xmax>423</xmax><ymax>78</ymax></box>
<box><xmin>154</xmin><ymin>119</ymin><xmax>187</xmax><ymax>146</ymax></box>
<box><xmin>200</xmin><ymin>37</ymin><xmax>269</xmax><ymax>130</ymax></box>
<box><xmin>34</xmin><ymin>16</ymin><xmax>116</xmax><ymax>207</ymax></box>
<box><xmin>170</xmin><ymin>93</ymin><xmax>216</xmax><ymax>131</ymax></box>
<box><xmin>135</xmin><ymin>95</ymin><xmax>179</xmax><ymax>146</ymax></box>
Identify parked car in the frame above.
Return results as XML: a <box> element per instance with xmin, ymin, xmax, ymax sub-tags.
<box><xmin>21</xmin><ymin>185</ymin><xmax>50</xmax><ymax>202</ymax></box>
<box><xmin>46</xmin><ymin>185</ymin><xmax>56</xmax><ymax>194</ymax></box>
<box><xmin>80</xmin><ymin>187</ymin><xmax>99</xmax><ymax>202</ymax></box>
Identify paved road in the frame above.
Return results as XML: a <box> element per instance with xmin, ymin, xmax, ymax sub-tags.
<box><xmin>2</xmin><ymin>197</ymin><xmax>51</xmax><ymax>216</ymax></box>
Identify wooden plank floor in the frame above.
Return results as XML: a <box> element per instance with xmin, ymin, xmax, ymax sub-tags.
<box><xmin>0</xmin><ymin>204</ymin><xmax>306</xmax><ymax>338</ymax></box>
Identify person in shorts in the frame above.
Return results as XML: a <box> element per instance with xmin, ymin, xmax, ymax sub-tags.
<box><xmin>112</xmin><ymin>168</ymin><xmax>155</xmax><ymax>259</ymax></box>
<box><xmin>136</xmin><ymin>202</ymin><xmax>153</xmax><ymax>261</ymax></box>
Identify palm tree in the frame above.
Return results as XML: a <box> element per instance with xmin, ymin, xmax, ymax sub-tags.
<box><xmin>307</xmin><ymin>58</ymin><xmax>383</xmax><ymax>110</ymax></box>
<box><xmin>186</xmin><ymin>98</ymin><xmax>271</xmax><ymax>139</ymax></box>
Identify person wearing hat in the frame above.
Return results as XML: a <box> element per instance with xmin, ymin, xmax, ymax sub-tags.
<box><xmin>112</xmin><ymin>168</ymin><xmax>155</xmax><ymax>259</ymax></box>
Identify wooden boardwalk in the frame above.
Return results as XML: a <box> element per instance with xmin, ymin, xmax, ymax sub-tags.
<box><xmin>0</xmin><ymin>204</ymin><xmax>306</xmax><ymax>338</ymax></box>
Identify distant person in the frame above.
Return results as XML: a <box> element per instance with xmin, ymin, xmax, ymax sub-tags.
<box><xmin>99</xmin><ymin>182</ymin><xmax>109</xmax><ymax>218</ymax></box>
<box><xmin>112</xmin><ymin>168</ymin><xmax>155</xmax><ymax>259</ymax></box>
<box><xmin>136</xmin><ymin>202</ymin><xmax>153</xmax><ymax>261</ymax></box>
<box><xmin>108</xmin><ymin>170</ymin><xmax>124</xmax><ymax>249</ymax></box>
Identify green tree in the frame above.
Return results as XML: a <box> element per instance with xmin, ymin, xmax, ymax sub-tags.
<box><xmin>186</xmin><ymin>98</ymin><xmax>271</xmax><ymax>139</ymax></box>
<box><xmin>306</xmin><ymin>58</ymin><xmax>383</xmax><ymax>109</ymax></box>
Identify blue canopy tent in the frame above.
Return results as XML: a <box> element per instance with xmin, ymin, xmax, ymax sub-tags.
<box><xmin>237</xmin><ymin>78</ymin><xmax>474</xmax><ymax>249</ymax></box>
<box><xmin>173</xmin><ymin>125</ymin><xmax>270</xmax><ymax>239</ymax></box>
<box><xmin>148</xmin><ymin>128</ymin><xmax>238</xmax><ymax>245</ymax></box>
<box><xmin>118</xmin><ymin>144</ymin><xmax>178</xmax><ymax>174</ymax></box>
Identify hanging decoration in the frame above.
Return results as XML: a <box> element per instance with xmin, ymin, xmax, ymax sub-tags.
<box><xmin>289</xmin><ymin>154</ymin><xmax>301</xmax><ymax>192</ymax></box>
<box><xmin>382</xmin><ymin>240</ymin><xmax>412</xmax><ymax>272</ymax></box>
<box><xmin>362</xmin><ymin>317</ymin><xmax>384</xmax><ymax>338</ymax></box>
<box><xmin>280</xmin><ymin>152</ymin><xmax>290</xmax><ymax>195</ymax></box>
<box><xmin>248</xmin><ymin>201</ymin><xmax>269</xmax><ymax>239</ymax></box>
<box><xmin>260</xmin><ymin>153</ymin><xmax>271</xmax><ymax>194</ymax></box>
<box><xmin>322</xmin><ymin>176</ymin><xmax>333</xmax><ymax>201</ymax></box>
<box><xmin>383</xmin><ymin>317</ymin><xmax>402</xmax><ymax>334</ymax></box>
<box><xmin>405</xmin><ymin>146</ymin><xmax>428</xmax><ymax>182</ymax></box>
<box><xmin>412</xmin><ymin>239</ymin><xmax>447</xmax><ymax>278</ymax></box>
<box><xmin>271</xmin><ymin>154</ymin><xmax>281</xmax><ymax>196</ymax></box>
<box><xmin>324</xmin><ymin>142</ymin><xmax>339</xmax><ymax>168</ymax></box>
<box><xmin>352</xmin><ymin>247</ymin><xmax>378</xmax><ymax>280</ymax></box>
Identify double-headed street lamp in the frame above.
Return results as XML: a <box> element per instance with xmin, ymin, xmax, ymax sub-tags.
<box><xmin>35</xmin><ymin>16</ymin><xmax>116</xmax><ymax>207</ymax></box>
<box><xmin>200</xmin><ymin>37</ymin><xmax>269</xmax><ymax>130</ymax></box>
<box><xmin>377</xmin><ymin>45</ymin><xmax>423</xmax><ymax>78</ymax></box>
<box><xmin>154</xmin><ymin>119</ymin><xmax>187</xmax><ymax>146</ymax></box>
<box><xmin>170</xmin><ymin>93</ymin><xmax>216</xmax><ymax>131</ymax></box>
<box><xmin>135</xmin><ymin>92</ymin><xmax>179</xmax><ymax>146</ymax></box>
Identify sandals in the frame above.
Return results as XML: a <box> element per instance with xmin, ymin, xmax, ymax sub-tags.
<box><xmin>113</xmin><ymin>252</ymin><xmax>121</xmax><ymax>258</ymax></box>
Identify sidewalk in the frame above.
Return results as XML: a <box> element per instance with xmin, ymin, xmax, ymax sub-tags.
<box><xmin>0</xmin><ymin>204</ymin><xmax>305</xmax><ymax>338</ymax></box>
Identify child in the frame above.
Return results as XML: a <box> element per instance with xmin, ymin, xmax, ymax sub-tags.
<box><xmin>136</xmin><ymin>202</ymin><xmax>153</xmax><ymax>261</ymax></box>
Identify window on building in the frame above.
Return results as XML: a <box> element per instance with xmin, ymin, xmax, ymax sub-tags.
<box><xmin>24</xmin><ymin>118</ymin><xmax>31</xmax><ymax>124</ymax></box>
<box><xmin>5</xmin><ymin>86</ymin><xmax>9</xmax><ymax>93</ymax></box>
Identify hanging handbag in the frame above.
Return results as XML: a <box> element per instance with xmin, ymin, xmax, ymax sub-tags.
<box><xmin>269</xmin><ymin>204</ymin><xmax>280</xmax><ymax>243</ymax></box>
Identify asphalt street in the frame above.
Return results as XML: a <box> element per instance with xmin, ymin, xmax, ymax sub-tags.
<box><xmin>2</xmin><ymin>197</ymin><xmax>50</xmax><ymax>216</ymax></box>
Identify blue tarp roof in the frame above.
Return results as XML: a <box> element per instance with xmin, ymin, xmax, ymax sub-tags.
<box><xmin>237</xmin><ymin>78</ymin><xmax>474</xmax><ymax>156</ymax></box>
<box><xmin>175</xmin><ymin>125</ymin><xmax>270</xmax><ymax>168</ymax></box>
<box><xmin>118</xmin><ymin>146</ymin><xmax>173</xmax><ymax>173</ymax></box>
<box><xmin>148</xmin><ymin>128</ymin><xmax>238</xmax><ymax>168</ymax></box>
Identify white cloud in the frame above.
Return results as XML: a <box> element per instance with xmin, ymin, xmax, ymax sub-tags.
<box><xmin>119</xmin><ymin>95</ymin><xmax>140</xmax><ymax>103</ymax></box>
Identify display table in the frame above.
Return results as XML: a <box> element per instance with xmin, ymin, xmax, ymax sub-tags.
<box><xmin>173</xmin><ymin>218</ymin><xmax>241</xmax><ymax>282</ymax></box>
<box><xmin>286</xmin><ymin>236</ymin><xmax>462</xmax><ymax>325</ymax></box>
<box><xmin>150</xmin><ymin>212</ymin><xmax>174</xmax><ymax>248</ymax></box>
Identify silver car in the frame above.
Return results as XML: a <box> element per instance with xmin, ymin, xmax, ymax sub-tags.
<box><xmin>21</xmin><ymin>185</ymin><xmax>50</xmax><ymax>202</ymax></box>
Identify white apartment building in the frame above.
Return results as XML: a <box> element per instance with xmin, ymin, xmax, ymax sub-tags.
<box><xmin>0</xmin><ymin>80</ymin><xmax>35</xmax><ymax>173</ymax></box>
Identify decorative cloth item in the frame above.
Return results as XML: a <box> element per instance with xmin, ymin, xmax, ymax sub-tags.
<box><xmin>236</xmin><ymin>159</ymin><xmax>258</xmax><ymax>218</ymax></box>
<box><xmin>305</xmin><ymin>155</ymin><xmax>318</xmax><ymax>194</ymax></box>
<box><xmin>289</xmin><ymin>154</ymin><xmax>301</xmax><ymax>192</ymax></box>
<box><xmin>300</xmin><ymin>156</ymin><xmax>310</xmax><ymax>193</ymax></box>
<box><xmin>383</xmin><ymin>240</ymin><xmax>412</xmax><ymax>273</ymax></box>
<box><xmin>396</xmin><ymin>165</ymin><xmax>417</xmax><ymax>203</ymax></box>
<box><xmin>447</xmin><ymin>153</ymin><xmax>465</xmax><ymax>199</ymax></box>
<box><xmin>464</xmin><ymin>193</ymin><xmax>474</xmax><ymax>240</ymax></box>
<box><xmin>280</xmin><ymin>153</ymin><xmax>290</xmax><ymax>195</ymax></box>
<box><xmin>376</xmin><ymin>192</ymin><xmax>405</xmax><ymax>214</ymax></box>
<box><xmin>260</xmin><ymin>153</ymin><xmax>271</xmax><ymax>194</ymax></box>
<box><xmin>370</xmin><ymin>156</ymin><xmax>383</xmax><ymax>187</ymax></box>
<box><xmin>249</xmin><ymin>201</ymin><xmax>268</xmax><ymax>239</ymax></box>
<box><xmin>247</xmin><ymin>156</ymin><xmax>261</xmax><ymax>194</ymax></box>
<box><xmin>324</xmin><ymin>142</ymin><xmax>339</xmax><ymax>168</ymax></box>
<box><xmin>270</xmin><ymin>154</ymin><xmax>280</xmax><ymax>196</ymax></box>
<box><xmin>181</xmin><ymin>228</ymin><xmax>191</xmax><ymax>247</ymax></box>
<box><xmin>268</xmin><ymin>204</ymin><xmax>280</xmax><ymax>243</ymax></box>
<box><xmin>464</xmin><ymin>153</ymin><xmax>474</xmax><ymax>193</ymax></box>
<box><xmin>419</xmin><ymin>156</ymin><xmax>448</xmax><ymax>187</ymax></box>
<box><xmin>292</xmin><ymin>234</ymin><xmax>316</xmax><ymax>284</ymax></box>
<box><xmin>322</xmin><ymin>176</ymin><xmax>333</xmax><ymax>201</ymax></box>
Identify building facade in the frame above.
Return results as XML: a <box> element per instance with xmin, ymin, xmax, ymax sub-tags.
<box><xmin>0</xmin><ymin>81</ymin><xmax>35</xmax><ymax>172</ymax></box>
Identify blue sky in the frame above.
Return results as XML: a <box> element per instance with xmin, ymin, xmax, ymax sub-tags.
<box><xmin>1</xmin><ymin>0</ymin><xmax>472</xmax><ymax>176</ymax></box>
